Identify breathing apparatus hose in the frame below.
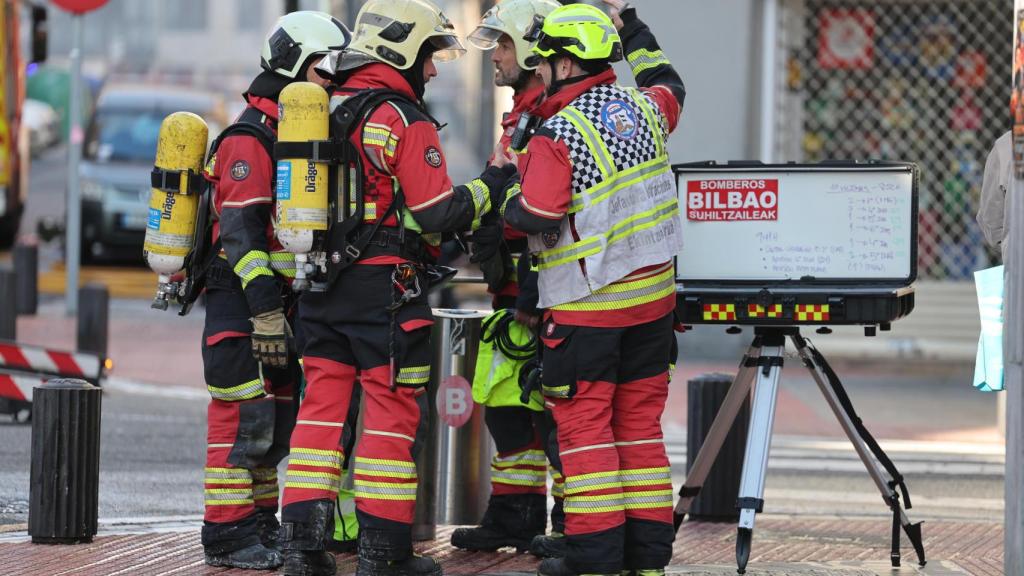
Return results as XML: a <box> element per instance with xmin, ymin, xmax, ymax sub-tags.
<box><xmin>481</xmin><ymin>309</ymin><xmax>537</xmax><ymax>361</ymax></box>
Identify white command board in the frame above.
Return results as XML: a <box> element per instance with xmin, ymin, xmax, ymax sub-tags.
<box><xmin>675</xmin><ymin>165</ymin><xmax>916</xmax><ymax>283</ymax></box>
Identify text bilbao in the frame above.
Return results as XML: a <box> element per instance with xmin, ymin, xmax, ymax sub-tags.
<box><xmin>686</xmin><ymin>179</ymin><xmax>779</xmax><ymax>221</ymax></box>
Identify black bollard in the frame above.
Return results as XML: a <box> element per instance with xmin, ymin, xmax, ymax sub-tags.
<box><xmin>687</xmin><ymin>373</ymin><xmax>750</xmax><ymax>520</ymax></box>
<box><xmin>14</xmin><ymin>243</ymin><xmax>38</xmax><ymax>316</ymax></box>
<box><xmin>0</xmin><ymin>267</ymin><xmax>16</xmax><ymax>340</ymax></box>
<box><xmin>76</xmin><ymin>284</ymin><xmax>109</xmax><ymax>362</ymax></box>
<box><xmin>28</xmin><ymin>378</ymin><xmax>102</xmax><ymax>543</ymax></box>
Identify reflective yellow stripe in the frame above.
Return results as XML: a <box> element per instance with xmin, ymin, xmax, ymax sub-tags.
<box><xmin>269</xmin><ymin>252</ymin><xmax>297</xmax><ymax>278</ymax></box>
<box><xmin>493</xmin><ymin>450</ymin><xmax>547</xmax><ymax>467</ymax></box>
<box><xmin>618</xmin><ymin>466</ymin><xmax>671</xmax><ymax>487</ymax></box>
<box><xmin>354</xmin><ymin>478</ymin><xmax>418</xmax><ymax>500</ymax></box>
<box><xmin>568</xmin><ymin>156</ymin><xmax>670</xmax><ymax>214</ymax></box>
<box><xmin>552</xmin><ymin>265</ymin><xmax>675</xmax><ymax>312</ymax></box>
<box><xmin>560</xmin><ymin>106</ymin><xmax>614</xmax><ymax>179</ymax></box>
<box><xmin>564</xmin><ymin>492</ymin><xmax>625</xmax><ymax>513</ymax></box>
<box><xmin>626</xmin><ymin>48</ymin><xmax>671</xmax><ymax>76</ymax></box>
<box><xmin>466</xmin><ymin>178</ymin><xmax>491</xmax><ymax>228</ymax></box>
<box><xmin>565</xmin><ymin>470</ymin><xmax>622</xmax><ymax>494</ymax></box>
<box><xmin>396</xmin><ymin>365</ymin><xmax>431</xmax><ymax>386</ymax></box>
<box><xmin>233</xmin><ymin>250</ymin><xmax>273</xmax><ymax>289</ymax></box>
<box><xmin>628</xmin><ymin>88</ymin><xmax>665</xmax><ymax>158</ymax></box>
<box><xmin>621</xmin><ymin>489</ymin><xmax>674</xmax><ymax>510</ymax></box>
<box><xmin>208</xmin><ymin>378</ymin><xmax>264</xmax><ymax>401</ymax></box>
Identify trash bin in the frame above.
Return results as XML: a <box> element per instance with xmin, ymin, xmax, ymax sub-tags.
<box><xmin>419</xmin><ymin>309</ymin><xmax>492</xmax><ymax>530</ymax></box>
<box><xmin>686</xmin><ymin>373</ymin><xmax>749</xmax><ymax>521</ymax></box>
<box><xmin>28</xmin><ymin>378</ymin><xmax>101</xmax><ymax>543</ymax></box>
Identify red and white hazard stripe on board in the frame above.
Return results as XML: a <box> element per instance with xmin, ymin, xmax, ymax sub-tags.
<box><xmin>0</xmin><ymin>342</ymin><xmax>102</xmax><ymax>383</ymax></box>
<box><xmin>0</xmin><ymin>372</ymin><xmax>47</xmax><ymax>402</ymax></box>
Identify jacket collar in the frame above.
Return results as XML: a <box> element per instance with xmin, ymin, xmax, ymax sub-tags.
<box><xmin>338</xmin><ymin>63</ymin><xmax>417</xmax><ymax>101</ymax></box>
<box><xmin>503</xmin><ymin>82</ymin><xmax>547</xmax><ymax>128</ymax></box>
<box><xmin>535</xmin><ymin>68</ymin><xmax>617</xmax><ymax>119</ymax></box>
<box><xmin>245</xmin><ymin>94</ymin><xmax>280</xmax><ymax>121</ymax></box>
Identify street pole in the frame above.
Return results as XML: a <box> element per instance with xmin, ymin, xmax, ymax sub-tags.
<box><xmin>1006</xmin><ymin>4</ymin><xmax>1024</xmax><ymax>573</ymax></box>
<box><xmin>757</xmin><ymin>0</ymin><xmax>778</xmax><ymax>163</ymax></box>
<box><xmin>65</xmin><ymin>14</ymin><xmax>83</xmax><ymax>316</ymax></box>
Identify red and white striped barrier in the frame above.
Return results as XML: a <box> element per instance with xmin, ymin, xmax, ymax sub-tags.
<box><xmin>0</xmin><ymin>372</ymin><xmax>47</xmax><ymax>402</ymax></box>
<box><xmin>0</xmin><ymin>341</ymin><xmax>103</xmax><ymax>385</ymax></box>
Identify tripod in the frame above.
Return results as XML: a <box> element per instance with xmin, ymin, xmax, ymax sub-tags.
<box><xmin>672</xmin><ymin>327</ymin><xmax>926</xmax><ymax>574</ymax></box>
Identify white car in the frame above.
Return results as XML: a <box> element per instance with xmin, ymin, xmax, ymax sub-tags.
<box><xmin>22</xmin><ymin>98</ymin><xmax>60</xmax><ymax>156</ymax></box>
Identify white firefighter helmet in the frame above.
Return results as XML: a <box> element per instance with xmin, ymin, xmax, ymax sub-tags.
<box><xmin>261</xmin><ymin>11</ymin><xmax>352</xmax><ymax>79</ymax></box>
<box><xmin>344</xmin><ymin>0</ymin><xmax>466</xmax><ymax>71</ymax></box>
<box><xmin>469</xmin><ymin>0</ymin><xmax>561</xmax><ymax>70</ymax></box>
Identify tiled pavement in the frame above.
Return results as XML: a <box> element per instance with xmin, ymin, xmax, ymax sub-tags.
<box><xmin>0</xmin><ymin>517</ymin><xmax>1003</xmax><ymax>576</ymax></box>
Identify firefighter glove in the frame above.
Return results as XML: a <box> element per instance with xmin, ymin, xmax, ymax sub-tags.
<box><xmin>251</xmin><ymin>308</ymin><xmax>291</xmax><ymax>368</ymax></box>
<box><xmin>470</xmin><ymin>220</ymin><xmax>504</xmax><ymax>264</ymax></box>
<box><xmin>479</xmin><ymin>164</ymin><xmax>518</xmax><ymax>214</ymax></box>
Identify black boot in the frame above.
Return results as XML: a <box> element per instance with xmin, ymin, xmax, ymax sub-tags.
<box><xmin>538</xmin><ymin>557</ymin><xmax>615</xmax><ymax>576</ymax></box>
<box><xmin>357</xmin><ymin>526</ymin><xmax>441</xmax><ymax>576</ymax></box>
<box><xmin>450</xmin><ymin>494</ymin><xmax>546</xmax><ymax>552</ymax></box>
<box><xmin>256</xmin><ymin>508</ymin><xmax>281</xmax><ymax>549</ymax></box>
<box><xmin>355</xmin><ymin>553</ymin><xmax>442</xmax><ymax>576</ymax></box>
<box><xmin>280</xmin><ymin>501</ymin><xmax>337</xmax><ymax>576</ymax></box>
<box><xmin>205</xmin><ymin>542</ymin><xmax>284</xmax><ymax>570</ymax></box>
<box><xmin>203</xmin><ymin>515</ymin><xmax>283</xmax><ymax>569</ymax></box>
<box><xmin>529</xmin><ymin>531</ymin><xmax>565</xmax><ymax>558</ymax></box>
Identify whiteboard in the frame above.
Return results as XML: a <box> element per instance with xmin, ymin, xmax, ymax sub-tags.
<box><xmin>675</xmin><ymin>164</ymin><xmax>916</xmax><ymax>284</ymax></box>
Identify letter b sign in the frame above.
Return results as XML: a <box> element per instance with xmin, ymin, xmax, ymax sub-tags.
<box><xmin>438</xmin><ymin>375</ymin><xmax>474</xmax><ymax>428</ymax></box>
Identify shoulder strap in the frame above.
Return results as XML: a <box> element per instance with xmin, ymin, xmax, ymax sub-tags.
<box><xmin>211</xmin><ymin>107</ymin><xmax>276</xmax><ymax>159</ymax></box>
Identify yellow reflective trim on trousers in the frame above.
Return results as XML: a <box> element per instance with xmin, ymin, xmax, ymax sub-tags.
<box><xmin>568</xmin><ymin>156</ymin><xmax>670</xmax><ymax>214</ymax></box>
<box><xmin>621</xmin><ymin>489</ymin><xmax>674</xmax><ymax>509</ymax></box>
<box><xmin>552</xmin><ymin>267</ymin><xmax>676</xmax><ymax>312</ymax></box>
<box><xmin>564</xmin><ymin>492</ymin><xmax>625</xmax><ymax>513</ymax></box>
<box><xmin>559</xmin><ymin>106</ymin><xmax>614</xmax><ymax>179</ymax></box>
<box><xmin>627</xmin><ymin>88</ymin><xmax>665</xmax><ymax>158</ymax></box>
<box><xmin>205</xmin><ymin>467</ymin><xmax>252</xmax><ymax>479</ymax></box>
<box><xmin>354</xmin><ymin>456</ymin><xmax>417</xmax><ymax>470</ymax></box>
<box><xmin>354</xmin><ymin>490</ymin><xmax>417</xmax><ymax>501</ymax></box>
<box><xmin>397</xmin><ymin>365</ymin><xmax>431</xmax><ymax>385</ymax></box>
<box><xmin>354</xmin><ymin>479</ymin><xmax>418</xmax><ymax>490</ymax></box>
<box><xmin>234</xmin><ymin>250</ymin><xmax>273</xmax><ymax>288</ymax></box>
<box><xmin>618</xmin><ymin>467</ymin><xmax>671</xmax><ymax>487</ymax></box>
<box><xmin>288</xmin><ymin>459</ymin><xmax>341</xmax><ymax>470</ymax></box>
<box><xmin>292</xmin><ymin>447</ymin><xmax>342</xmax><ymax>458</ymax></box>
<box><xmin>565</xmin><ymin>470</ymin><xmax>622</xmax><ymax>494</ymax></box>
<box><xmin>205</xmin><ymin>478</ymin><xmax>253</xmax><ymax>485</ymax></box>
<box><xmin>208</xmin><ymin>378</ymin><xmax>264</xmax><ymax>401</ymax></box>
<box><xmin>286</xmin><ymin>470</ymin><xmax>341</xmax><ymax>481</ymax></box>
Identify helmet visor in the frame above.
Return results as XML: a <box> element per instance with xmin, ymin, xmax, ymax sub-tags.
<box><xmin>428</xmin><ymin>33</ymin><xmax>467</xmax><ymax>62</ymax></box>
<box><xmin>468</xmin><ymin>25</ymin><xmax>503</xmax><ymax>51</ymax></box>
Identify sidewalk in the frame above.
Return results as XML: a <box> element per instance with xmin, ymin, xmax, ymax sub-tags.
<box><xmin>0</xmin><ymin>518</ymin><xmax>1002</xmax><ymax>575</ymax></box>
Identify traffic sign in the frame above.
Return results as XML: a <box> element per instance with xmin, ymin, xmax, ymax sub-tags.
<box><xmin>437</xmin><ymin>375</ymin><xmax>473</xmax><ymax>428</ymax></box>
<box><xmin>51</xmin><ymin>0</ymin><xmax>109</xmax><ymax>14</ymax></box>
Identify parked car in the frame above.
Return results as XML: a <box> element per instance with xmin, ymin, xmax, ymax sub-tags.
<box><xmin>22</xmin><ymin>98</ymin><xmax>59</xmax><ymax>156</ymax></box>
<box><xmin>78</xmin><ymin>84</ymin><xmax>225</xmax><ymax>263</ymax></box>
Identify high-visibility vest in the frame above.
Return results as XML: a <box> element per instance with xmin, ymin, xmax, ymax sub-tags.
<box><xmin>528</xmin><ymin>84</ymin><xmax>682</xmax><ymax>310</ymax></box>
<box><xmin>472</xmin><ymin>309</ymin><xmax>543</xmax><ymax>411</ymax></box>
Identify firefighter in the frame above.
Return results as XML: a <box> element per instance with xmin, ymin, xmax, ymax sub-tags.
<box><xmin>497</xmin><ymin>2</ymin><xmax>686</xmax><ymax>575</ymax></box>
<box><xmin>450</xmin><ymin>0</ymin><xmax>565</xmax><ymax>556</ymax></box>
<box><xmin>199</xmin><ymin>11</ymin><xmax>350</xmax><ymax>571</ymax></box>
<box><xmin>277</xmin><ymin>1</ymin><xmax>517</xmax><ymax>575</ymax></box>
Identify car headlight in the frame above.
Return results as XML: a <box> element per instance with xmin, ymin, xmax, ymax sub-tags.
<box><xmin>80</xmin><ymin>179</ymin><xmax>109</xmax><ymax>202</ymax></box>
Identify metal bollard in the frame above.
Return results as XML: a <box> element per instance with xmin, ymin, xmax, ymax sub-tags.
<box><xmin>28</xmin><ymin>378</ymin><xmax>102</xmax><ymax>543</ymax></box>
<box><xmin>431</xmin><ymin>309</ymin><xmax>491</xmax><ymax>526</ymax></box>
<box><xmin>686</xmin><ymin>373</ymin><xmax>750</xmax><ymax>520</ymax></box>
<box><xmin>14</xmin><ymin>243</ymin><xmax>38</xmax><ymax>316</ymax></box>
<box><xmin>0</xmin><ymin>267</ymin><xmax>16</xmax><ymax>340</ymax></box>
<box><xmin>76</xmin><ymin>283</ymin><xmax>109</xmax><ymax>362</ymax></box>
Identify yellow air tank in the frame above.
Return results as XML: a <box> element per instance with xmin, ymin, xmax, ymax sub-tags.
<box><xmin>143</xmin><ymin>111</ymin><xmax>208</xmax><ymax>308</ymax></box>
<box><xmin>275</xmin><ymin>81</ymin><xmax>329</xmax><ymax>290</ymax></box>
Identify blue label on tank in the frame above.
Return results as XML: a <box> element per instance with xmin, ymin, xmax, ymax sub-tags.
<box><xmin>147</xmin><ymin>208</ymin><xmax>162</xmax><ymax>230</ymax></box>
<box><xmin>277</xmin><ymin>162</ymin><xmax>291</xmax><ymax>200</ymax></box>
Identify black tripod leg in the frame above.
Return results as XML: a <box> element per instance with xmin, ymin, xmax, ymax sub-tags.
<box><xmin>792</xmin><ymin>333</ymin><xmax>926</xmax><ymax>567</ymax></box>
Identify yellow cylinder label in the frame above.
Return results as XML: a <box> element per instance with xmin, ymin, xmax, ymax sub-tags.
<box><xmin>143</xmin><ymin>112</ymin><xmax>208</xmax><ymax>260</ymax></box>
<box><xmin>277</xmin><ymin>82</ymin><xmax>328</xmax><ymax>232</ymax></box>
<box><xmin>143</xmin><ymin>190</ymin><xmax>199</xmax><ymax>256</ymax></box>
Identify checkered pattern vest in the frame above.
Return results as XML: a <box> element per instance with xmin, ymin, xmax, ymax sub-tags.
<box><xmin>528</xmin><ymin>83</ymin><xmax>682</xmax><ymax>310</ymax></box>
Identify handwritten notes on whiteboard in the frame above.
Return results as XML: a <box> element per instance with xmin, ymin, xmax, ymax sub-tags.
<box><xmin>676</xmin><ymin>166</ymin><xmax>914</xmax><ymax>282</ymax></box>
